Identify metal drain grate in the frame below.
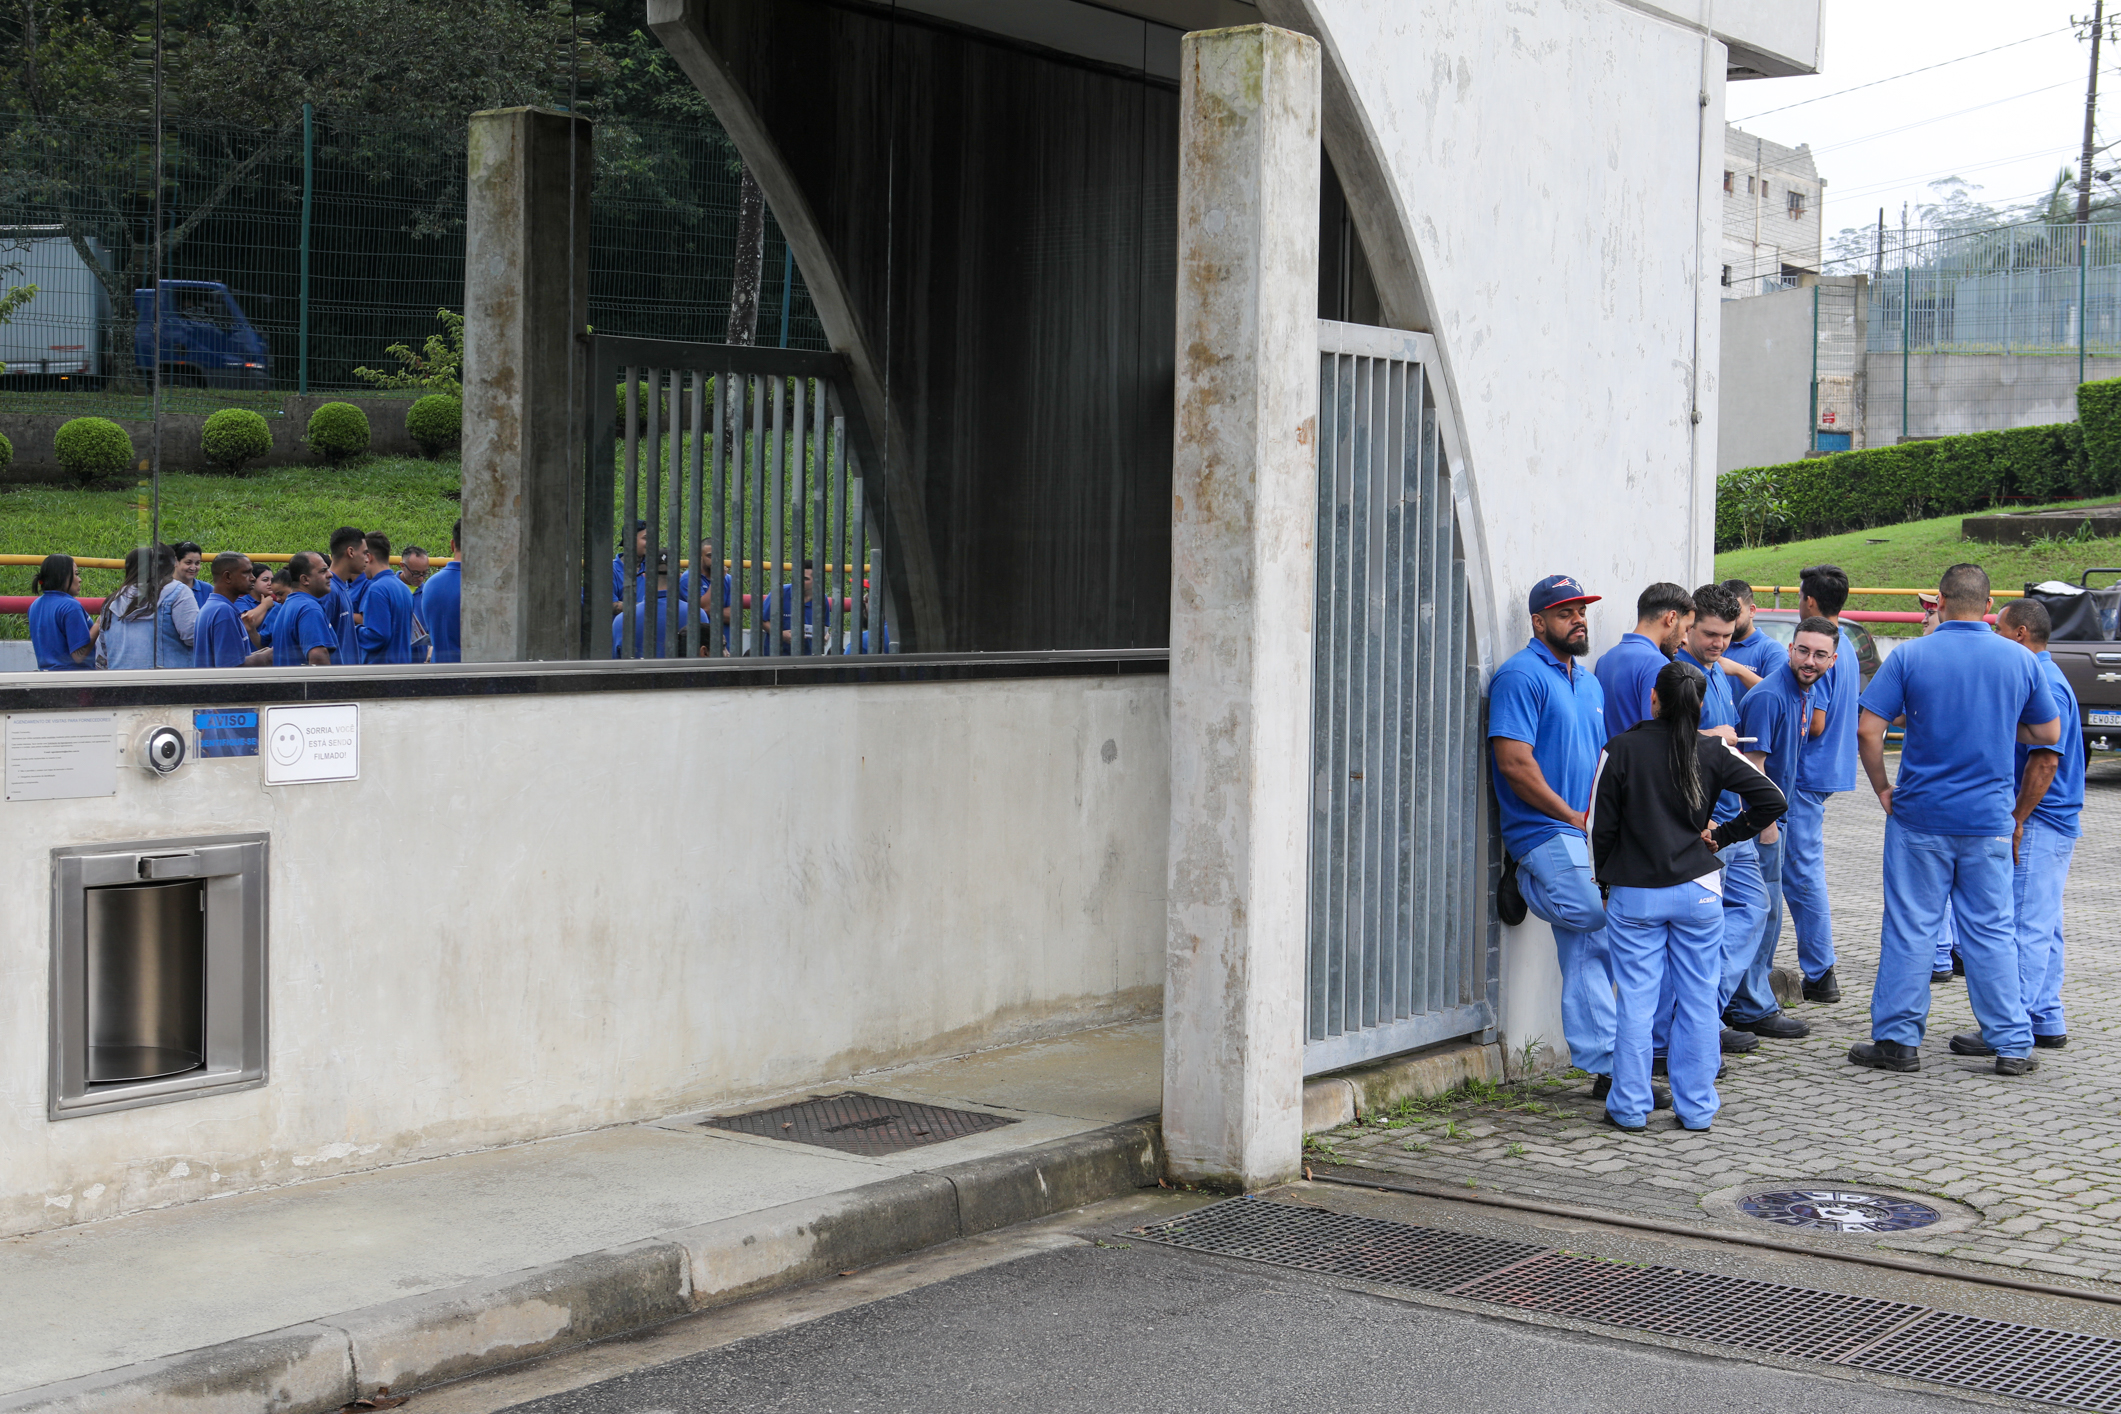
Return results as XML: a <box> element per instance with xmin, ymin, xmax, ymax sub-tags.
<box><xmin>701</xmin><ymin>1092</ymin><xmax>1016</xmax><ymax>1156</ymax></box>
<box><xmin>1135</xmin><ymin>1198</ymin><xmax>2121</xmax><ymax>1412</ymax></box>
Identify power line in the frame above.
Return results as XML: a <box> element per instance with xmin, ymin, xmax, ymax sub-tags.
<box><xmin>1798</xmin><ymin>80</ymin><xmax>2078</xmax><ymax>160</ymax></box>
<box><xmin>1827</xmin><ymin>145</ymin><xmax>2079</xmax><ymax>203</ymax></box>
<box><xmin>1730</xmin><ymin>26</ymin><xmax>2070</xmax><ymax>122</ymax></box>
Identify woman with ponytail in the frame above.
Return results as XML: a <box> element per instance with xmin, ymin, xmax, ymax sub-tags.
<box><xmin>1589</xmin><ymin>659</ymin><xmax>1787</xmax><ymax>1134</ymax></box>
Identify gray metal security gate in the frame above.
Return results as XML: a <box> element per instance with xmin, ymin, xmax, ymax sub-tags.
<box><xmin>582</xmin><ymin>335</ymin><xmax>905</xmax><ymax>660</ymax></box>
<box><xmin>1305</xmin><ymin>321</ymin><xmax>1497</xmax><ymax>1076</ymax></box>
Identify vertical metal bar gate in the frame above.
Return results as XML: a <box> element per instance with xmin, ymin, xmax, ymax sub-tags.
<box><xmin>581</xmin><ymin>335</ymin><xmax>904</xmax><ymax>661</ymax></box>
<box><xmin>1305</xmin><ymin>320</ymin><xmax>1496</xmax><ymax>1076</ymax></box>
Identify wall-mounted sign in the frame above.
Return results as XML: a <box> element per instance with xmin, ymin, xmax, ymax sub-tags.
<box><xmin>263</xmin><ymin>704</ymin><xmax>359</xmax><ymax>785</ymax></box>
<box><xmin>4</xmin><ymin>713</ymin><xmax>119</xmax><ymax>802</ymax></box>
<box><xmin>194</xmin><ymin>709</ymin><xmax>260</xmax><ymax>758</ymax></box>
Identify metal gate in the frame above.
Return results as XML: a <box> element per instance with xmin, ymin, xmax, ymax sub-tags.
<box><xmin>582</xmin><ymin>335</ymin><xmax>903</xmax><ymax>660</ymax></box>
<box><xmin>1305</xmin><ymin>321</ymin><xmax>1497</xmax><ymax>1075</ymax></box>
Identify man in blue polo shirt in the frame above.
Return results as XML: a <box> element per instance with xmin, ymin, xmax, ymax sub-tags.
<box><xmin>1492</xmin><ymin>574</ymin><xmax>1636</xmax><ymax>1097</ymax></box>
<box><xmin>192</xmin><ymin>552</ymin><xmax>256</xmax><ymax>668</ymax></box>
<box><xmin>1595</xmin><ymin>582</ymin><xmax>1693</xmax><ymax>739</ymax></box>
<box><xmin>353</xmin><ymin>531</ymin><xmax>416</xmax><ymax>665</ymax></box>
<box><xmin>1717</xmin><ymin>580</ymin><xmax>1780</xmax><ymax>699</ymax></box>
<box><xmin>1854</xmin><ymin>564</ymin><xmax>2060</xmax><ymax>1076</ymax></box>
<box><xmin>1783</xmin><ymin>563</ymin><xmax>1856</xmax><ymax>1004</ymax></box>
<box><xmin>1735</xmin><ymin>617</ymin><xmax>1834</xmax><ymax>1042</ymax></box>
<box><xmin>423</xmin><ymin>523</ymin><xmax>464</xmax><ymax>665</ymax></box>
<box><xmin>272</xmin><ymin>553</ymin><xmax>338</xmax><ymax>667</ymax></box>
<box><xmin>325</xmin><ymin>527</ymin><xmax>368</xmax><ymax>666</ymax></box>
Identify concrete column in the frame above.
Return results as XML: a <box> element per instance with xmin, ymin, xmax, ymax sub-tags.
<box><xmin>462</xmin><ymin>106</ymin><xmax>592</xmax><ymax>663</ymax></box>
<box><xmin>1162</xmin><ymin>25</ymin><xmax>1321</xmax><ymax>1191</ymax></box>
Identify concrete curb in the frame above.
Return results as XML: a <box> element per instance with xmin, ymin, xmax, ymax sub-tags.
<box><xmin>1301</xmin><ymin>1040</ymin><xmax>1504</xmax><ymax>1134</ymax></box>
<box><xmin>0</xmin><ymin>1119</ymin><xmax>1163</xmax><ymax>1414</ymax></box>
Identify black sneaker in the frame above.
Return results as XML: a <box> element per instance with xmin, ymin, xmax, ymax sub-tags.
<box><xmin>1731</xmin><ymin>1011</ymin><xmax>1810</xmax><ymax>1040</ymax></box>
<box><xmin>1719</xmin><ymin>1027</ymin><xmax>1761</xmax><ymax>1053</ymax></box>
<box><xmin>1948</xmin><ymin>1032</ymin><xmax>1995</xmax><ymax>1057</ymax></box>
<box><xmin>2035</xmin><ymin>1034</ymin><xmax>2069</xmax><ymax>1050</ymax></box>
<box><xmin>1498</xmin><ymin>854</ymin><xmax>1528</xmax><ymax>926</ymax></box>
<box><xmin>1848</xmin><ymin>1039</ymin><xmax>1920</xmax><ymax>1072</ymax></box>
<box><xmin>1996</xmin><ymin>1055</ymin><xmax>2040</xmax><ymax>1077</ymax></box>
<box><xmin>1590</xmin><ymin>1074</ymin><xmax>1673</xmax><ymax>1108</ymax></box>
<box><xmin>1602</xmin><ymin>1110</ymin><xmax>1647</xmax><ymax>1134</ymax></box>
<box><xmin>1803</xmin><ymin>966</ymin><xmax>1842</xmax><ymax>1004</ymax></box>
<box><xmin>1930</xmin><ymin>969</ymin><xmax>1955</xmax><ymax>986</ymax></box>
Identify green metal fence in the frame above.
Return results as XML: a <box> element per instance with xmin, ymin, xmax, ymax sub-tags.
<box><xmin>0</xmin><ymin>109</ymin><xmax>825</xmax><ymax>417</ymax></box>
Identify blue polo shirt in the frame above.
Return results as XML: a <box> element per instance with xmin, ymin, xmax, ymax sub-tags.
<box><xmin>1859</xmin><ymin>620</ymin><xmax>2059</xmax><ymax>837</ymax></box>
<box><xmin>272</xmin><ymin>593</ymin><xmax>336</xmax><ymax>667</ymax></box>
<box><xmin>190</xmin><ymin>578</ymin><xmax>212</xmax><ymax>607</ymax></box>
<box><xmin>1677</xmin><ymin>647</ymin><xmax>1741</xmax><ymax>822</ymax></box>
<box><xmin>2020</xmin><ymin>650</ymin><xmax>2086</xmax><ymax>838</ymax></box>
<box><xmin>1799</xmin><ymin>624</ymin><xmax>1861</xmax><ymax>793</ymax></box>
<box><xmin>192</xmin><ymin>594</ymin><xmax>251</xmax><ymax>667</ymax></box>
<box><xmin>325</xmin><ymin>574</ymin><xmax>361</xmax><ymax>665</ymax></box>
<box><xmin>1595</xmin><ymin>632</ymin><xmax>1668</xmax><ymax>740</ymax></box>
<box><xmin>1490</xmin><ymin>637</ymin><xmax>1607</xmax><ymax>857</ymax></box>
<box><xmin>422</xmin><ymin>562</ymin><xmax>462</xmax><ymax>664</ymax></box>
<box><xmin>28</xmin><ymin>591</ymin><xmax>94</xmax><ymax>670</ymax></box>
<box><xmin>355</xmin><ymin>571</ymin><xmax>416</xmax><ymax>664</ymax></box>
<box><xmin>257</xmin><ymin>599</ymin><xmax>284</xmax><ymax>647</ymax></box>
<box><xmin>1737</xmin><ymin>660</ymin><xmax>1815</xmax><ymax>799</ymax></box>
<box><xmin>1723</xmin><ymin>626</ymin><xmax>1784</xmax><ymax>700</ymax></box>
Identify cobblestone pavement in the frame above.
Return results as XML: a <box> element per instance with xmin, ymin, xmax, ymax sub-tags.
<box><xmin>1325</xmin><ymin>755</ymin><xmax>2121</xmax><ymax>1286</ymax></box>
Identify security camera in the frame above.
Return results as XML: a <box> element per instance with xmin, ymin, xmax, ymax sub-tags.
<box><xmin>135</xmin><ymin>724</ymin><xmax>189</xmax><ymax>777</ymax></box>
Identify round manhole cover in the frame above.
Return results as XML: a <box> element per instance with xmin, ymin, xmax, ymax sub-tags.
<box><xmin>1738</xmin><ymin>1189</ymin><xmax>1942</xmax><ymax>1233</ymax></box>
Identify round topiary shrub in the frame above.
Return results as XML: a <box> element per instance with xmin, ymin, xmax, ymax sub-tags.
<box><xmin>54</xmin><ymin>416</ymin><xmax>133</xmax><ymax>486</ymax></box>
<box><xmin>201</xmin><ymin>407</ymin><xmax>273</xmax><ymax>473</ymax></box>
<box><xmin>405</xmin><ymin>393</ymin><xmax>461</xmax><ymax>457</ymax></box>
<box><xmin>307</xmin><ymin>401</ymin><xmax>371</xmax><ymax>465</ymax></box>
<box><xmin>613</xmin><ymin>380</ymin><xmax>670</xmax><ymax>439</ymax></box>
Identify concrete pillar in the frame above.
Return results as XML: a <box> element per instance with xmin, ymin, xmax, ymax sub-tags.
<box><xmin>1162</xmin><ymin>25</ymin><xmax>1321</xmax><ymax>1191</ymax></box>
<box><xmin>462</xmin><ymin>106</ymin><xmax>592</xmax><ymax>663</ymax></box>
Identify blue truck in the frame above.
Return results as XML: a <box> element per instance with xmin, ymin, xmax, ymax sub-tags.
<box><xmin>0</xmin><ymin>227</ymin><xmax>270</xmax><ymax>387</ymax></box>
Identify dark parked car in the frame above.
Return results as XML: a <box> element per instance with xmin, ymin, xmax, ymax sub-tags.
<box><xmin>2031</xmin><ymin>569</ymin><xmax>2121</xmax><ymax>755</ymax></box>
<box><xmin>1747</xmin><ymin>610</ymin><xmax>1882</xmax><ymax>691</ymax></box>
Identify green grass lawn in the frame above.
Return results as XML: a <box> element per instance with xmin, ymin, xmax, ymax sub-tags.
<box><xmin>0</xmin><ymin>455</ymin><xmax>461</xmax><ymax>637</ymax></box>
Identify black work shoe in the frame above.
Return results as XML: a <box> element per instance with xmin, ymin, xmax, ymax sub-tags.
<box><xmin>2035</xmin><ymin>1034</ymin><xmax>2069</xmax><ymax>1049</ymax></box>
<box><xmin>1593</xmin><ymin>1073</ymin><xmax>1673</xmax><ymax>1108</ymax></box>
<box><xmin>1848</xmin><ymin>1039</ymin><xmax>1920</xmax><ymax>1072</ymax></box>
<box><xmin>1996</xmin><ymin>1055</ymin><xmax>2041</xmax><ymax>1077</ymax></box>
<box><xmin>1602</xmin><ymin>1110</ymin><xmax>1647</xmax><ymax>1134</ymax></box>
<box><xmin>1768</xmin><ymin>967</ymin><xmax>1801</xmax><ymax>1009</ymax></box>
<box><xmin>1720</xmin><ymin>1027</ymin><xmax>1761</xmax><ymax>1053</ymax></box>
<box><xmin>1589</xmin><ymin>1073</ymin><xmax>1611</xmax><ymax>1100</ymax></box>
<box><xmin>1497</xmin><ymin>854</ymin><xmax>1528</xmax><ymax>926</ymax></box>
<box><xmin>1949</xmin><ymin>1032</ymin><xmax>1995</xmax><ymax>1057</ymax></box>
<box><xmin>1951</xmin><ymin>949</ymin><xmax>1965</xmax><ymax>976</ymax></box>
<box><xmin>1732</xmin><ymin>1011</ymin><xmax>1810</xmax><ymax>1040</ymax></box>
<box><xmin>1930</xmin><ymin>969</ymin><xmax>1955</xmax><ymax>986</ymax></box>
<box><xmin>1802</xmin><ymin>967</ymin><xmax>1842</xmax><ymax>1003</ymax></box>
<box><xmin>1650</xmin><ymin>1058</ymin><xmax>1718</xmax><ymax>1083</ymax></box>
<box><xmin>1676</xmin><ymin>1119</ymin><xmax>1713</xmax><ymax>1133</ymax></box>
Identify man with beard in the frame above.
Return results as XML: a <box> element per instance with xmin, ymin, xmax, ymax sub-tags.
<box><xmin>1734</xmin><ymin>619</ymin><xmax>1833</xmax><ymax>1033</ymax></box>
<box><xmin>1493</xmin><ymin>576</ymin><xmax>1651</xmax><ymax>1103</ymax></box>
<box><xmin>1596</xmin><ymin>583</ymin><xmax>1696</xmax><ymax>738</ymax></box>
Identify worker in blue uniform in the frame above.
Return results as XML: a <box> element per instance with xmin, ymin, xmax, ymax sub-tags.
<box><xmin>325</xmin><ymin>527</ymin><xmax>369</xmax><ymax>666</ymax></box>
<box><xmin>1853</xmin><ymin>563</ymin><xmax>2061</xmax><ymax>1076</ymax></box>
<box><xmin>1715</xmin><ymin>580</ymin><xmax>1780</xmax><ymax>699</ymax></box>
<box><xmin>27</xmin><ymin>555</ymin><xmax>98</xmax><ymax>669</ymax></box>
<box><xmin>272</xmin><ymin>553</ymin><xmax>339</xmax><ymax>667</ymax></box>
<box><xmin>354</xmin><ymin>532</ymin><xmax>416</xmax><ymax>665</ymax></box>
<box><xmin>422</xmin><ymin>523</ymin><xmax>464</xmax><ymax>665</ymax></box>
<box><xmin>191</xmin><ymin>553</ymin><xmax>256</xmax><ymax>667</ymax></box>
<box><xmin>1594</xmin><ymin>583</ymin><xmax>1693</xmax><ymax>738</ymax></box>
<box><xmin>1491</xmin><ymin>575</ymin><xmax>1647</xmax><ymax>1102</ymax></box>
<box><xmin>1783</xmin><ymin>564</ymin><xmax>1856</xmax><ymax>1004</ymax></box>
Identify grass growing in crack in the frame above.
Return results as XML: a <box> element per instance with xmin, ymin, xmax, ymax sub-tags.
<box><xmin>1506</xmin><ymin>1143</ymin><xmax>1526</xmax><ymax>1158</ymax></box>
<box><xmin>1302</xmin><ymin>1133</ymin><xmax>1343</xmax><ymax>1164</ymax></box>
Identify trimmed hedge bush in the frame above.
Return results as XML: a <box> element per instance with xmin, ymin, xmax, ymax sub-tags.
<box><xmin>2078</xmin><ymin>375</ymin><xmax>2121</xmax><ymax>489</ymax></box>
<box><xmin>201</xmin><ymin>407</ymin><xmax>273</xmax><ymax>472</ymax></box>
<box><xmin>0</xmin><ymin>429</ymin><xmax>11</xmax><ymax>476</ymax></box>
<box><xmin>405</xmin><ymin>393</ymin><xmax>461</xmax><ymax>456</ymax></box>
<box><xmin>54</xmin><ymin>416</ymin><xmax>133</xmax><ymax>486</ymax></box>
<box><xmin>306</xmin><ymin>401</ymin><xmax>371</xmax><ymax>464</ymax></box>
<box><xmin>1715</xmin><ymin>417</ymin><xmax>2110</xmax><ymax>551</ymax></box>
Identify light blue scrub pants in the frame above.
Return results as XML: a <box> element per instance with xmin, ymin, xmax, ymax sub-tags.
<box><xmin>1607</xmin><ymin>880</ymin><xmax>1724</xmax><ymax>1129</ymax></box>
<box><xmin>1780</xmin><ymin>788</ymin><xmax>1839</xmax><ymax>981</ymax></box>
<box><xmin>1744</xmin><ymin>833</ymin><xmax>1787</xmax><ymax>1008</ymax></box>
<box><xmin>1716</xmin><ymin>839</ymin><xmax>1777</xmax><ymax>1023</ymax></box>
<box><xmin>1874</xmin><ymin>818</ymin><xmax>2031</xmax><ymax>1056</ymax></box>
<box><xmin>1934</xmin><ymin>902</ymin><xmax>1956</xmax><ymax>974</ymax></box>
<box><xmin>1518</xmin><ymin>832</ymin><xmax>1616</xmax><ymax>1078</ymax></box>
<box><xmin>2015</xmin><ymin>821</ymin><xmax>2077</xmax><ymax>1039</ymax></box>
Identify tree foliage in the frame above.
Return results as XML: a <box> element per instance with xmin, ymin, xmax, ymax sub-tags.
<box><xmin>354</xmin><ymin>307</ymin><xmax>463</xmax><ymax>396</ymax></box>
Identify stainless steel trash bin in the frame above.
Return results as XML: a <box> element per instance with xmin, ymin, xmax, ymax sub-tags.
<box><xmin>84</xmin><ymin>880</ymin><xmax>206</xmax><ymax>1083</ymax></box>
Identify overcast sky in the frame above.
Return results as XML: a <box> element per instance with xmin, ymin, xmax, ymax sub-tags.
<box><xmin>1724</xmin><ymin>0</ymin><xmax>2108</xmax><ymax>244</ymax></box>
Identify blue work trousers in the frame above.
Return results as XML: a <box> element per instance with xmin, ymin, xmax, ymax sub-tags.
<box><xmin>1875</xmin><ymin>818</ymin><xmax>2030</xmax><ymax>1056</ymax></box>
<box><xmin>2015</xmin><ymin>821</ymin><xmax>2076</xmax><ymax>1039</ymax></box>
<box><xmin>1739</xmin><ymin>833</ymin><xmax>1786</xmax><ymax>1015</ymax></box>
<box><xmin>1780</xmin><ymin>788</ymin><xmax>1838</xmax><ymax>981</ymax></box>
<box><xmin>1935</xmin><ymin>902</ymin><xmax>1956</xmax><ymax>974</ymax></box>
<box><xmin>1716</xmin><ymin>839</ymin><xmax>1776</xmax><ymax>1022</ymax></box>
<box><xmin>1518</xmin><ymin>832</ymin><xmax>1616</xmax><ymax>1079</ymax></box>
<box><xmin>1607</xmin><ymin>880</ymin><xmax>1724</xmax><ymax>1129</ymax></box>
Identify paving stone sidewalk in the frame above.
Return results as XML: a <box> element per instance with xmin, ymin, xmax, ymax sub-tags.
<box><xmin>1325</xmin><ymin>755</ymin><xmax>2121</xmax><ymax>1285</ymax></box>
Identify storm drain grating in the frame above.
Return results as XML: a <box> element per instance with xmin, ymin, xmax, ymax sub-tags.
<box><xmin>701</xmin><ymin>1092</ymin><xmax>1016</xmax><ymax>1156</ymax></box>
<box><xmin>1135</xmin><ymin>1198</ymin><xmax>2121</xmax><ymax>1411</ymax></box>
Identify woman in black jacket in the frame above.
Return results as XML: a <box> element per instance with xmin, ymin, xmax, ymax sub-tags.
<box><xmin>1590</xmin><ymin>660</ymin><xmax>1787</xmax><ymax>1134</ymax></box>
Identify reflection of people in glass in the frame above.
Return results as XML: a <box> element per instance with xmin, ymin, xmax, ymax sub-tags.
<box><xmin>28</xmin><ymin>554</ymin><xmax>98</xmax><ymax>670</ymax></box>
<box><xmin>98</xmin><ymin>545</ymin><xmax>167</xmax><ymax>670</ymax></box>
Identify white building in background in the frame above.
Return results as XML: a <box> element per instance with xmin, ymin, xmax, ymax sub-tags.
<box><xmin>1723</xmin><ymin>124</ymin><xmax>1825</xmax><ymax>297</ymax></box>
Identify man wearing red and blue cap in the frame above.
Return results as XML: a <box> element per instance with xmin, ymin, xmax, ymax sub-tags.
<box><xmin>1491</xmin><ymin>574</ymin><xmax>1651</xmax><ymax>1104</ymax></box>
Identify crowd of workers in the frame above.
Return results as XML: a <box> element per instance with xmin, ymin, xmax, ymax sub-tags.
<box><xmin>1492</xmin><ymin>565</ymin><xmax>2085</xmax><ymax>1134</ymax></box>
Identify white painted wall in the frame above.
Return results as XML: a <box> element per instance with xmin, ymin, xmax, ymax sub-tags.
<box><xmin>1719</xmin><ymin>284</ymin><xmax>1816</xmax><ymax>472</ymax></box>
<box><xmin>0</xmin><ymin>676</ymin><xmax>1168</xmax><ymax>1237</ymax></box>
<box><xmin>1271</xmin><ymin>0</ymin><xmax>1746</xmax><ymax>1069</ymax></box>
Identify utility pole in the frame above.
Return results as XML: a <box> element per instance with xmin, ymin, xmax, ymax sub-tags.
<box><xmin>1752</xmin><ymin>135</ymin><xmax>1764</xmax><ymax>290</ymax></box>
<box><xmin>2077</xmin><ymin>2</ymin><xmax>2118</xmax><ymax>225</ymax></box>
<box><xmin>1873</xmin><ymin>207</ymin><xmax>1884</xmax><ymax>283</ymax></box>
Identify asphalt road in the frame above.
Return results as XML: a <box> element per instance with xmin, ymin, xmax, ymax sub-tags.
<box><xmin>492</xmin><ymin>1237</ymin><xmax>1992</xmax><ymax>1414</ymax></box>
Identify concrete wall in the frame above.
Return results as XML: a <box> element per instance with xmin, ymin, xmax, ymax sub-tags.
<box><xmin>1863</xmin><ymin>351</ymin><xmax>2121</xmax><ymax>442</ymax></box>
<box><xmin>0</xmin><ymin>675</ymin><xmax>1167</xmax><ymax>1237</ymax></box>
<box><xmin>0</xmin><ymin>396</ymin><xmax>433</xmax><ymax>481</ymax></box>
<box><xmin>1718</xmin><ymin>284</ymin><xmax>1815</xmax><ymax>472</ymax></box>
<box><xmin>1269</xmin><ymin>0</ymin><xmax>1731</xmax><ymax>1069</ymax></box>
